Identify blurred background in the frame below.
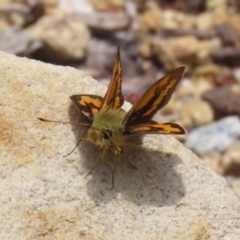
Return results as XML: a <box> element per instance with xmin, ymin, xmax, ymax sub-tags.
<box><xmin>1</xmin><ymin>0</ymin><xmax>240</xmax><ymax>198</ymax></box>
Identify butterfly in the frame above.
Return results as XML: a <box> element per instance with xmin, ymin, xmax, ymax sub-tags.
<box><xmin>38</xmin><ymin>47</ymin><xmax>186</xmax><ymax>189</ymax></box>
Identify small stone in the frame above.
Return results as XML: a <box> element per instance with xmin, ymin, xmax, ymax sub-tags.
<box><xmin>195</xmin><ymin>12</ymin><xmax>213</xmax><ymax>30</ymax></box>
<box><xmin>233</xmin><ymin>68</ymin><xmax>240</xmax><ymax>83</ymax></box>
<box><xmin>161</xmin><ymin>96</ymin><xmax>183</xmax><ymax>115</ymax></box>
<box><xmin>206</xmin><ymin>0</ymin><xmax>227</xmax><ymax>11</ymax></box>
<box><xmin>202</xmin><ymin>84</ymin><xmax>240</xmax><ymax>117</ymax></box>
<box><xmin>139</xmin><ymin>41</ymin><xmax>152</xmax><ymax>58</ymax></box>
<box><xmin>178</xmin><ymin>77</ymin><xmax>213</xmax><ymax>97</ymax></box>
<box><xmin>185</xmin><ymin>116</ymin><xmax>240</xmax><ymax>155</ymax></box>
<box><xmin>179</xmin><ymin>100</ymin><xmax>214</xmax><ymax>127</ymax></box>
<box><xmin>152</xmin><ymin>36</ymin><xmax>212</xmax><ymax>70</ymax></box>
<box><xmin>138</xmin><ymin>7</ymin><xmax>163</xmax><ymax>32</ymax></box>
<box><xmin>0</xmin><ymin>28</ymin><xmax>42</xmax><ymax>55</ymax></box>
<box><xmin>0</xmin><ymin>2</ymin><xmax>30</xmax><ymax>29</ymax></box>
<box><xmin>212</xmin><ymin>47</ymin><xmax>240</xmax><ymax>67</ymax></box>
<box><xmin>193</xmin><ymin>65</ymin><xmax>236</xmax><ymax>86</ymax></box>
<box><xmin>216</xmin><ymin>22</ymin><xmax>238</xmax><ymax>46</ymax></box>
<box><xmin>88</xmin><ymin>0</ymin><xmax>123</xmax><ymax>11</ymax></box>
<box><xmin>162</xmin><ymin>9</ymin><xmax>195</xmax><ymax>30</ymax></box>
<box><xmin>76</xmin><ymin>10</ymin><xmax>131</xmax><ymax>32</ymax></box>
<box><xmin>25</xmin><ymin>13</ymin><xmax>90</xmax><ymax>61</ymax></box>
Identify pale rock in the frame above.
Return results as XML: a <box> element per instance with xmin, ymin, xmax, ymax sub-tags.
<box><xmin>0</xmin><ymin>0</ymin><xmax>11</xmax><ymax>6</ymax></box>
<box><xmin>74</xmin><ymin>10</ymin><xmax>131</xmax><ymax>32</ymax></box>
<box><xmin>179</xmin><ymin>100</ymin><xmax>214</xmax><ymax>127</ymax></box>
<box><xmin>1</xmin><ymin>52</ymin><xmax>240</xmax><ymax>240</ymax></box>
<box><xmin>25</xmin><ymin>13</ymin><xmax>90</xmax><ymax>61</ymax></box>
<box><xmin>209</xmin><ymin>36</ymin><xmax>222</xmax><ymax>49</ymax></box>
<box><xmin>152</xmin><ymin>36</ymin><xmax>212</xmax><ymax>70</ymax></box>
<box><xmin>59</xmin><ymin>0</ymin><xmax>94</xmax><ymax>14</ymax></box>
<box><xmin>139</xmin><ymin>41</ymin><xmax>152</xmax><ymax>58</ymax></box>
<box><xmin>162</xmin><ymin>9</ymin><xmax>195</xmax><ymax>30</ymax></box>
<box><xmin>177</xmin><ymin>77</ymin><xmax>213</xmax><ymax>97</ymax></box>
<box><xmin>186</xmin><ymin>116</ymin><xmax>240</xmax><ymax>155</ymax></box>
<box><xmin>206</xmin><ymin>0</ymin><xmax>227</xmax><ymax>11</ymax></box>
<box><xmin>195</xmin><ymin>12</ymin><xmax>213</xmax><ymax>30</ymax></box>
<box><xmin>192</xmin><ymin>64</ymin><xmax>220</xmax><ymax>78</ymax></box>
<box><xmin>0</xmin><ymin>28</ymin><xmax>42</xmax><ymax>55</ymax></box>
<box><xmin>0</xmin><ymin>19</ymin><xmax>10</xmax><ymax>31</ymax></box>
<box><xmin>160</xmin><ymin>96</ymin><xmax>183</xmax><ymax>115</ymax></box>
<box><xmin>88</xmin><ymin>0</ymin><xmax>123</xmax><ymax>11</ymax></box>
<box><xmin>0</xmin><ymin>2</ymin><xmax>30</xmax><ymax>29</ymax></box>
<box><xmin>233</xmin><ymin>68</ymin><xmax>240</xmax><ymax>83</ymax></box>
<box><xmin>138</xmin><ymin>7</ymin><xmax>163</xmax><ymax>32</ymax></box>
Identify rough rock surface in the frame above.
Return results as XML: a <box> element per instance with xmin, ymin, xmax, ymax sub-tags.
<box><xmin>0</xmin><ymin>51</ymin><xmax>240</xmax><ymax>240</ymax></box>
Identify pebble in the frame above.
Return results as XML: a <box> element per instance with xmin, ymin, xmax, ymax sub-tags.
<box><xmin>233</xmin><ymin>68</ymin><xmax>240</xmax><ymax>83</ymax></box>
<box><xmin>151</xmin><ymin>36</ymin><xmax>212</xmax><ymax>70</ymax></box>
<box><xmin>179</xmin><ymin>100</ymin><xmax>214</xmax><ymax>127</ymax></box>
<box><xmin>89</xmin><ymin>0</ymin><xmax>124</xmax><ymax>11</ymax></box>
<box><xmin>25</xmin><ymin>13</ymin><xmax>90</xmax><ymax>61</ymax></box>
<box><xmin>185</xmin><ymin>116</ymin><xmax>240</xmax><ymax>155</ymax></box>
<box><xmin>138</xmin><ymin>7</ymin><xmax>163</xmax><ymax>32</ymax></box>
<box><xmin>202</xmin><ymin>84</ymin><xmax>240</xmax><ymax>117</ymax></box>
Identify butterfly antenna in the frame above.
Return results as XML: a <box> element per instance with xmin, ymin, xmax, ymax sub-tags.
<box><xmin>37</xmin><ymin>118</ymin><xmax>90</xmax><ymax>126</ymax></box>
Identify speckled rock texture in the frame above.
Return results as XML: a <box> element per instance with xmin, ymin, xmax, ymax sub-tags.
<box><xmin>0</xmin><ymin>51</ymin><xmax>240</xmax><ymax>240</ymax></box>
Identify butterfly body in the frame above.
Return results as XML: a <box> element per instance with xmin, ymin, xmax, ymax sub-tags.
<box><xmin>39</xmin><ymin>47</ymin><xmax>186</xmax><ymax>188</ymax></box>
<box><xmin>84</xmin><ymin>108</ymin><xmax>127</xmax><ymax>154</ymax></box>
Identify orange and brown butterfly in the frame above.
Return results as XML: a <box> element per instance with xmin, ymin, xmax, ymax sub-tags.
<box><xmin>38</xmin><ymin>47</ymin><xmax>186</xmax><ymax>188</ymax></box>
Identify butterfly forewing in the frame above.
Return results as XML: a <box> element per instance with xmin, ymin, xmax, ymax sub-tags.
<box><xmin>100</xmin><ymin>47</ymin><xmax>124</xmax><ymax>112</ymax></box>
<box><xmin>70</xmin><ymin>94</ymin><xmax>103</xmax><ymax>121</ymax></box>
<box><xmin>123</xmin><ymin>67</ymin><xmax>185</xmax><ymax>128</ymax></box>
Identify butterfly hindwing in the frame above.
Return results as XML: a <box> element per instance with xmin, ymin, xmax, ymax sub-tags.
<box><xmin>125</xmin><ymin>121</ymin><xmax>186</xmax><ymax>135</ymax></box>
<box><xmin>70</xmin><ymin>94</ymin><xmax>103</xmax><ymax>121</ymax></box>
<box><xmin>123</xmin><ymin>67</ymin><xmax>185</xmax><ymax>128</ymax></box>
<box><xmin>100</xmin><ymin>47</ymin><xmax>124</xmax><ymax>112</ymax></box>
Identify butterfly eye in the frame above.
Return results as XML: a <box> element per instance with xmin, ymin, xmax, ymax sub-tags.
<box><xmin>103</xmin><ymin>129</ymin><xmax>113</xmax><ymax>139</ymax></box>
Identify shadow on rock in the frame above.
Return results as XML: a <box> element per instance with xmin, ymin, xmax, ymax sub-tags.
<box><xmin>68</xmin><ymin>102</ymin><xmax>186</xmax><ymax>207</ymax></box>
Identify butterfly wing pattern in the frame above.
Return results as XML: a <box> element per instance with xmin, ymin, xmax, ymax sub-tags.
<box><xmin>70</xmin><ymin>47</ymin><xmax>124</xmax><ymax>123</ymax></box>
<box><xmin>70</xmin><ymin>94</ymin><xmax>103</xmax><ymax>122</ymax></box>
<box><xmin>123</xmin><ymin>67</ymin><xmax>186</xmax><ymax>135</ymax></box>
<box><xmin>100</xmin><ymin>47</ymin><xmax>124</xmax><ymax>112</ymax></box>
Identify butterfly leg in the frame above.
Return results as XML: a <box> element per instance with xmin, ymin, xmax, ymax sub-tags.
<box><xmin>85</xmin><ymin>147</ymin><xmax>105</xmax><ymax>178</ymax></box>
<box><xmin>64</xmin><ymin>137</ymin><xmax>83</xmax><ymax>157</ymax></box>
<box><xmin>127</xmin><ymin>158</ymin><xmax>137</xmax><ymax>170</ymax></box>
<box><xmin>110</xmin><ymin>148</ymin><xmax>122</xmax><ymax>189</ymax></box>
<box><xmin>123</xmin><ymin>142</ymin><xmax>137</xmax><ymax>169</ymax></box>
